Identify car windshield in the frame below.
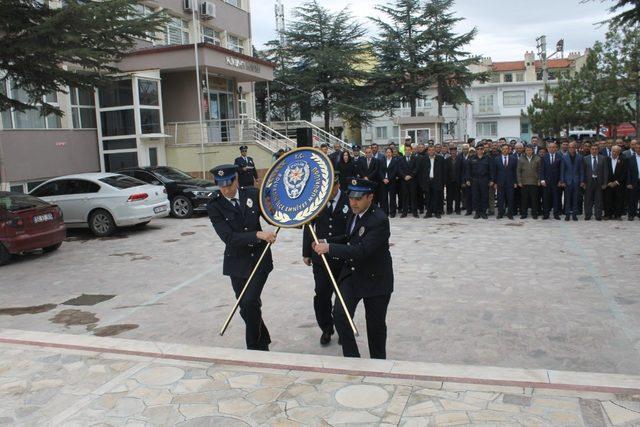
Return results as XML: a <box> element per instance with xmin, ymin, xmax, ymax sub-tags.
<box><xmin>152</xmin><ymin>167</ymin><xmax>193</xmax><ymax>182</ymax></box>
<box><xmin>0</xmin><ymin>193</ymin><xmax>49</xmax><ymax>212</ymax></box>
<box><xmin>99</xmin><ymin>175</ymin><xmax>146</xmax><ymax>189</ymax></box>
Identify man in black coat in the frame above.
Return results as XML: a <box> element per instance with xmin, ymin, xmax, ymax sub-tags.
<box><xmin>604</xmin><ymin>145</ymin><xmax>627</xmax><ymax>219</ymax></box>
<box><xmin>445</xmin><ymin>145</ymin><xmax>463</xmax><ymax>215</ymax></box>
<box><xmin>313</xmin><ymin>178</ymin><xmax>394</xmax><ymax>359</ymax></box>
<box><xmin>302</xmin><ymin>173</ymin><xmax>350</xmax><ymax>346</ymax></box>
<box><xmin>234</xmin><ymin>145</ymin><xmax>258</xmax><ymax>187</ymax></box>
<box><xmin>465</xmin><ymin>144</ymin><xmax>492</xmax><ymax>219</ymax></box>
<box><xmin>378</xmin><ymin>147</ymin><xmax>399</xmax><ymax>217</ymax></box>
<box><xmin>207</xmin><ymin>164</ymin><xmax>277</xmax><ymax>351</ymax></box>
<box><xmin>361</xmin><ymin>146</ymin><xmax>380</xmax><ymax>184</ymax></box>
<box><xmin>417</xmin><ymin>145</ymin><xmax>446</xmax><ymax>218</ymax></box>
<box><xmin>398</xmin><ymin>144</ymin><xmax>419</xmax><ymax>218</ymax></box>
<box><xmin>328</xmin><ymin>142</ymin><xmax>342</xmax><ymax>167</ymax></box>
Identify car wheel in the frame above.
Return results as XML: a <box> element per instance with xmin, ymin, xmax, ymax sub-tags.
<box><xmin>0</xmin><ymin>244</ymin><xmax>11</xmax><ymax>266</ymax></box>
<box><xmin>171</xmin><ymin>196</ymin><xmax>193</xmax><ymax>219</ymax></box>
<box><xmin>42</xmin><ymin>242</ymin><xmax>62</xmax><ymax>253</ymax></box>
<box><xmin>89</xmin><ymin>209</ymin><xmax>116</xmax><ymax>237</ymax></box>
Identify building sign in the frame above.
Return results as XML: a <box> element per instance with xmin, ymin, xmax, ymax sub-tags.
<box><xmin>225</xmin><ymin>56</ymin><xmax>261</xmax><ymax>74</ymax></box>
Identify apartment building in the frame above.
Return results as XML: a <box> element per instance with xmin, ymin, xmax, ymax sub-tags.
<box><xmin>362</xmin><ymin>51</ymin><xmax>586</xmax><ymax>146</ymax></box>
<box><xmin>0</xmin><ymin>0</ymin><xmax>274</xmax><ymax>192</ymax></box>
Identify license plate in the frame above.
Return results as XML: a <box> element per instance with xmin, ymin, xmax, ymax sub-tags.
<box><xmin>154</xmin><ymin>206</ymin><xmax>167</xmax><ymax>214</ymax></box>
<box><xmin>33</xmin><ymin>213</ymin><xmax>54</xmax><ymax>223</ymax></box>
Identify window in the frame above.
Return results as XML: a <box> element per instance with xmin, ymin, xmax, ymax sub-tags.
<box><xmin>64</xmin><ymin>180</ymin><xmax>100</xmax><ymax>195</ymax></box>
<box><xmin>478</xmin><ymin>94</ymin><xmax>495</xmax><ymax>113</ymax></box>
<box><xmin>9</xmin><ymin>184</ymin><xmax>24</xmax><ymax>194</ymax></box>
<box><xmin>227</xmin><ymin>35</ymin><xmax>245</xmax><ymax>54</ymax></box>
<box><xmin>99</xmin><ymin>175</ymin><xmax>145</xmax><ymax>189</ymax></box>
<box><xmin>477</xmin><ymin>122</ymin><xmax>498</xmax><ymax>137</ymax></box>
<box><xmin>140</xmin><ymin>109</ymin><xmax>161</xmax><ymax>134</ymax></box>
<box><xmin>26</xmin><ymin>181</ymin><xmax>45</xmax><ymax>192</ymax></box>
<box><xmin>148</xmin><ymin>148</ymin><xmax>158</xmax><ymax>167</ymax></box>
<box><xmin>225</xmin><ymin>0</ymin><xmax>240</xmax><ymax>7</ymax></box>
<box><xmin>138</xmin><ymin>80</ymin><xmax>159</xmax><ymax>106</ymax></box>
<box><xmin>164</xmin><ymin>16</ymin><xmax>189</xmax><ymax>45</ymax></box>
<box><xmin>103</xmin><ymin>138</ymin><xmax>137</xmax><ymax>151</ymax></box>
<box><xmin>490</xmin><ymin>73</ymin><xmax>500</xmax><ymax>83</ymax></box>
<box><xmin>516</xmin><ymin>72</ymin><xmax>524</xmax><ymax>82</ymax></box>
<box><xmin>101</xmin><ymin>110</ymin><xmax>135</xmax><ymax>137</ymax></box>
<box><xmin>70</xmin><ymin>86</ymin><xmax>96</xmax><ymax>129</ymax></box>
<box><xmin>520</xmin><ymin>122</ymin><xmax>530</xmax><ymax>134</ymax></box>
<box><xmin>503</xmin><ymin>90</ymin><xmax>525</xmax><ymax>107</ymax></box>
<box><xmin>132</xmin><ymin>4</ymin><xmax>156</xmax><ymax>41</ymax></box>
<box><xmin>392</xmin><ymin>126</ymin><xmax>399</xmax><ymax>138</ymax></box>
<box><xmin>3</xmin><ymin>80</ymin><xmax>61</xmax><ymax>129</ymax></box>
<box><xmin>202</xmin><ymin>27</ymin><xmax>221</xmax><ymax>45</ymax></box>
<box><xmin>238</xmin><ymin>92</ymin><xmax>247</xmax><ymax>116</ymax></box>
<box><xmin>31</xmin><ymin>180</ymin><xmax>68</xmax><ymax>197</ymax></box>
<box><xmin>99</xmin><ymin>80</ymin><xmax>133</xmax><ymax>108</ymax></box>
<box><xmin>375</xmin><ymin>126</ymin><xmax>388</xmax><ymax>139</ymax></box>
<box><xmin>103</xmin><ymin>152</ymin><xmax>139</xmax><ymax>172</ymax></box>
<box><xmin>504</xmin><ymin>73</ymin><xmax>513</xmax><ymax>83</ymax></box>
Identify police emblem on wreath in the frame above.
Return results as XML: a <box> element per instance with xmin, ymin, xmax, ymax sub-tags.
<box><xmin>259</xmin><ymin>147</ymin><xmax>334</xmax><ymax>228</ymax></box>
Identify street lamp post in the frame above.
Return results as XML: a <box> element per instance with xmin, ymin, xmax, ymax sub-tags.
<box><xmin>192</xmin><ymin>1</ymin><xmax>206</xmax><ymax>179</ymax></box>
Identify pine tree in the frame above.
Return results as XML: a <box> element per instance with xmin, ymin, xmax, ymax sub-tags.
<box><xmin>0</xmin><ymin>0</ymin><xmax>167</xmax><ymax>116</ymax></box>
<box><xmin>422</xmin><ymin>0</ymin><xmax>486</xmax><ymax>141</ymax></box>
<box><xmin>284</xmin><ymin>0</ymin><xmax>369</xmax><ymax>131</ymax></box>
<box><xmin>370</xmin><ymin>0</ymin><xmax>431</xmax><ymax>117</ymax></box>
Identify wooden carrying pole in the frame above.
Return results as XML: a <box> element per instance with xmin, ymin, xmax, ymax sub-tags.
<box><xmin>219</xmin><ymin>228</ymin><xmax>281</xmax><ymax>336</ymax></box>
<box><xmin>307</xmin><ymin>224</ymin><xmax>359</xmax><ymax>337</ymax></box>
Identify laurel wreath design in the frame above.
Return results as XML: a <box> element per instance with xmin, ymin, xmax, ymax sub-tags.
<box><xmin>272</xmin><ymin>152</ymin><xmax>330</xmax><ymax>224</ymax></box>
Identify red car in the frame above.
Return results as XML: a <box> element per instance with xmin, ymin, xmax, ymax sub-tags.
<box><xmin>0</xmin><ymin>192</ymin><xmax>66</xmax><ymax>266</ymax></box>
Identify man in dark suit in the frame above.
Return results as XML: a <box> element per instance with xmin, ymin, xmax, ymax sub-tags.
<box><xmin>371</xmin><ymin>143</ymin><xmax>385</xmax><ymax>161</ymax></box>
<box><xmin>234</xmin><ymin>145</ymin><xmax>258</xmax><ymax>187</ymax></box>
<box><xmin>352</xmin><ymin>145</ymin><xmax>364</xmax><ymax>176</ymax></box>
<box><xmin>378</xmin><ymin>147</ymin><xmax>399</xmax><ymax>217</ymax></box>
<box><xmin>541</xmin><ymin>142</ymin><xmax>563</xmax><ymax>220</ymax></box>
<box><xmin>313</xmin><ymin>178</ymin><xmax>393</xmax><ymax>359</ymax></box>
<box><xmin>207</xmin><ymin>164</ymin><xmax>277</xmax><ymax>351</ymax></box>
<box><xmin>492</xmin><ymin>143</ymin><xmax>518</xmax><ymax>219</ymax></box>
<box><xmin>417</xmin><ymin>145</ymin><xmax>446</xmax><ymax>218</ymax></box>
<box><xmin>627</xmin><ymin>145</ymin><xmax>640</xmax><ymax>220</ymax></box>
<box><xmin>582</xmin><ymin>144</ymin><xmax>609</xmax><ymax>220</ymax></box>
<box><xmin>398</xmin><ymin>144</ymin><xmax>419</xmax><ymax>218</ymax></box>
<box><xmin>328</xmin><ymin>142</ymin><xmax>342</xmax><ymax>167</ymax></box>
<box><xmin>303</xmin><ymin>173</ymin><xmax>350</xmax><ymax>346</ymax></box>
<box><xmin>445</xmin><ymin>145</ymin><xmax>463</xmax><ymax>215</ymax></box>
<box><xmin>560</xmin><ymin>142</ymin><xmax>584</xmax><ymax>221</ymax></box>
<box><xmin>361</xmin><ymin>146</ymin><xmax>380</xmax><ymax>183</ymax></box>
<box><xmin>465</xmin><ymin>144</ymin><xmax>492</xmax><ymax>219</ymax></box>
<box><xmin>460</xmin><ymin>144</ymin><xmax>473</xmax><ymax>215</ymax></box>
<box><xmin>604</xmin><ymin>145</ymin><xmax>627</xmax><ymax>219</ymax></box>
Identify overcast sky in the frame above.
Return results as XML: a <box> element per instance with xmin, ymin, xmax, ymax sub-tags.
<box><xmin>251</xmin><ymin>0</ymin><xmax>616</xmax><ymax>61</ymax></box>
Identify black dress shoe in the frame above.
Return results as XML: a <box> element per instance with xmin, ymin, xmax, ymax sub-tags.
<box><xmin>390</xmin><ymin>214</ymin><xmax>396</xmax><ymax>218</ymax></box>
<box><xmin>565</xmin><ymin>215</ymin><xmax>570</xmax><ymax>221</ymax></box>
<box><xmin>481</xmin><ymin>214</ymin><xmax>488</xmax><ymax>219</ymax></box>
<box><xmin>584</xmin><ymin>216</ymin><xmax>591</xmax><ymax>221</ymax></box>
<box><xmin>456</xmin><ymin>211</ymin><xmax>461</xmax><ymax>215</ymax></box>
<box><xmin>474</xmin><ymin>214</ymin><xmax>480</xmax><ymax>219</ymax></box>
<box><xmin>424</xmin><ymin>213</ymin><xmax>432</xmax><ymax>218</ymax></box>
<box><xmin>554</xmin><ymin>215</ymin><xmax>561</xmax><ymax>220</ymax></box>
<box><xmin>629</xmin><ymin>216</ymin><xmax>635</xmax><ymax>221</ymax></box>
<box><xmin>400</xmin><ymin>213</ymin><xmax>407</xmax><ymax>218</ymax></box>
<box><xmin>435</xmin><ymin>214</ymin><xmax>441</xmax><ymax>218</ymax></box>
<box><xmin>542</xmin><ymin>215</ymin><xmax>549</xmax><ymax>220</ymax></box>
<box><xmin>465</xmin><ymin>212</ymin><xmax>473</xmax><ymax>216</ymax></box>
<box><xmin>497</xmin><ymin>214</ymin><xmax>504</xmax><ymax>219</ymax></box>
<box><xmin>532</xmin><ymin>216</ymin><xmax>538</xmax><ymax>220</ymax></box>
<box><xmin>320</xmin><ymin>331</ymin><xmax>332</xmax><ymax>346</ymax></box>
<box><xmin>412</xmin><ymin>213</ymin><xmax>419</xmax><ymax>218</ymax></box>
<box><xmin>520</xmin><ymin>215</ymin><xmax>527</xmax><ymax>220</ymax></box>
<box><xmin>572</xmin><ymin>215</ymin><xmax>578</xmax><ymax>221</ymax></box>
<box><xmin>508</xmin><ymin>215</ymin><xmax>514</xmax><ymax>220</ymax></box>
<box><xmin>596</xmin><ymin>217</ymin><xmax>602</xmax><ymax>221</ymax></box>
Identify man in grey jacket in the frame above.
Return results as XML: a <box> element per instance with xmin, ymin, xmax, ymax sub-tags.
<box><xmin>517</xmin><ymin>145</ymin><xmax>542</xmax><ymax>219</ymax></box>
<box><xmin>582</xmin><ymin>144</ymin><xmax>609</xmax><ymax>221</ymax></box>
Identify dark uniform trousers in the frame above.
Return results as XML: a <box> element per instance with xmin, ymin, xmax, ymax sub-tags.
<box><xmin>379</xmin><ymin>182</ymin><xmax>397</xmax><ymax>216</ymax></box>
<box><xmin>472</xmin><ymin>180</ymin><xmax>489</xmax><ymax>214</ymax></box>
<box><xmin>521</xmin><ymin>185</ymin><xmax>539</xmax><ymax>217</ymax></box>
<box><xmin>446</xmin><ymin>181</ymin><xmax>461</xmax><ymax>214</ymax></box>
<box><xmin>543</xmin><ymin>184</ymin><xmax>562</xmax><ymax>217</ymax></box>
<box><xmin>333</xmin><ymin>283</ymin><xmax>391</xmax><ymax>359</ymax></box>
<box><xmin>311</xmin><ymin>261</ymin><xmax>341</xmax><ymax>334</ymax></box>
<box><xmin>231</xmin><ymin>273</ymin><xmax>271</xmax><ymax>351</ymax></box>
<box><xmin>401</xmin><ymin>179</ymin><xmax>418</xmax><ymax>215</ymax></box>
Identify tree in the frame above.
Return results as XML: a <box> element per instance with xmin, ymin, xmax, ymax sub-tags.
<box><xmin>422</xmin><ymin>0</ymin><xmax>487</xmax><ymax>141</ymax></box>
<box><xmin>527</xmin><ymin>77</ymin><xmax>581</xmax><ymax>138</ymax></box>
<box><xmin>0</xmin><ymin>0</ymin><xmax>167</xmax><ymax>116</ymax></box>
<box><xmin>598</xmin><ymin>0</ymin><xmax>640</xmax><ymax>27</ymax></box>
<box><xmin>283</xmin><ymin>0</ymin><xmax>369</xmax><ymax>131</ymax></box>
<box><xmin>370</xmin><ymin>0</ymin><xmax>431</xmax><ymax>117</ymax></box>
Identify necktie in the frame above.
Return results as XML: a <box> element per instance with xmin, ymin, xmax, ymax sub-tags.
<box><xmin>350</xmin><ymin>215</ymin><xmax>359</xmax><ymax>235</ymax></box>
<box><xmin>367</xmin><ymin>159</ymin><xmax>371</xmax><ymax>168</ymax></box>
<box><xmin>503</xmin><ymin>156</ymin><xmax>507</xmax><ymax>167</ymax></box>
<box><xmin>551</xmin><ymin>154</ymin><xmax>554</xmax><ymax>164</ymax></box>
<box><xmin>592</xmin><ymin>156</ymin><xmax>598</xmax><ymax>178</ymax></box>
<box><xmin>328</xmin><ymin>200</ymin><xmax>334</xmax><ymax>214</ymax></box>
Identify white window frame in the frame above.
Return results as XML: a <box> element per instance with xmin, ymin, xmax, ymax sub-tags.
<box><xmin>375</xmin><ymin>126</ymin><xmax>388</xmax><ymax>139</ymax></box>
<box><xmin>132</xmin><ymin>3</ymin><xmax>156</xmax><ymax>43</ymax></box>
<box><xmin>476</xmin><ymin>121</ymin><xmax>498</xmax><ymax>137</ymax></box>
<box><xmin>503</xmin><ymin>90</ymin><xmax>526</xmax><ymax>107</ymax></box>
<box><xmin>516</xmin><ymin>72</ymin><xmax>525</xmax><ymax>82</ymax></box>
<box><xmin>227</xmin><ymin>34</ymin><xmax>245</xmax><ymax>54</ymax></box>
<box><xmin>1</xmin><ymin>78</ymin><xmax>61</xmax><ymax>130</ymax></box>
<box><xmin>202</xmin><ymin>26</ymin><xmax>221</xmax><ymax>46</ymax></box>
<box><xmin>69</xmin><ymin>85</ymin><xmax>97</xmax><ymax>129</ymax></box>
<box><xmin>163</xmin><ymin>16</ymin><xmax>190</xmax><ymax>46</ymax></box>
<box><xmin>503</xmin><ymin>73</ymin><xmax>513</xmax><ymax>83</ymax></box>
<box><xmin>478</xmin><ymin>94</ymin><xmax>495</xmax><ymax>114</ymax></box>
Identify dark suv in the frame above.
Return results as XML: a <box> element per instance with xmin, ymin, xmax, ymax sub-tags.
<box><xmin>117</xmin><ymin>167</ymin><xmax>217</xmax><ymax>219</ymax></box>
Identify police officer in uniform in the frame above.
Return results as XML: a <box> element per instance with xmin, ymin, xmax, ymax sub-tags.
<box><xmin>207</xmin><ymin>165</ymin><xmax>277</xmax><ymax>351</ymax></box>
<box><xmin>313</xmin><ymin>178</ymin><xmax>394</xmax><ymax>359</ymax></box>
<box><xmin>302</xmin><ymin>172</ymin><xmax>350</xmax><ymax>346</ymax></box>
<box><xmin>234</xmin><ymin>145</ymin><xmax>258</xmax><ymax>187</ymax></box>
<box><xmin>465</xmin><ymin>144</ymin><xmax>492</xmax><ymax>219</ymax></box>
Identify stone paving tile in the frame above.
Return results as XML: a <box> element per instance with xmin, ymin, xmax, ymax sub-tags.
<box><xmin>1</xmin><ymin>343</ymin><xmax>640</xmax><ymax>426</ymax></box>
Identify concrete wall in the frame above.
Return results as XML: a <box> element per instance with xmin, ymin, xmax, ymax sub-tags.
<box><xmin>0</xmin><ymin>130</ymin><xmax>99</xmax><ymax>183</ymax></box>
<box><xmin>166</xmin><ymin>142</ymin><xmax>273</xmax><ymax>179</ymax></box>
<box><xmin>161</xmin><ymin>71</ymin><xmax>200</xmax><ymax>123</ymax></box>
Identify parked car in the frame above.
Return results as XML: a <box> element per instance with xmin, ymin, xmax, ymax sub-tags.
<box><xmin>0</xmin><ymin>192</ymin><xmax>66</xmax><ymax>265</ymax></box>
<box><xmin>29</xmin><ymin>173</ymin><xmax>169</xmax><ymax>237</ymax></box>
<box><xmin>116</xmin><ymin>166</ymin><xmax>217</xmax><ymax>219</ymax></box>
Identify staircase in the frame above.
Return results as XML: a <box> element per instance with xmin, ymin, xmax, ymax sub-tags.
<box><xmin>270</xmin><ymin>120</ymin><xmax>352</xmax><ymax>152</ymax></box>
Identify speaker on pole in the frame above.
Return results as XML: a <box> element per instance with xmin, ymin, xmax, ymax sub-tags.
<box><xmin>296</xmin><ymin>128</ymin><xmax>314</xmax><ymax>148</ymax></box>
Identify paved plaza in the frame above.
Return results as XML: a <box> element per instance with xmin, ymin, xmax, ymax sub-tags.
<box><xmin>0</xmin><ymin>214</ymin><xmax>639</xmax><ymax>377</ymax></box>
<box><xmin>0</xmin><ymin>330</ymin><xmax>639</xmax><ymax>426</ymax></box>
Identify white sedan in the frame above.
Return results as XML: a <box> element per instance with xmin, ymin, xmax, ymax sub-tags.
<box><xmin>30</xmin><ymin>173</ymin><xmax>169</xmax><ymax>236</ymax></box>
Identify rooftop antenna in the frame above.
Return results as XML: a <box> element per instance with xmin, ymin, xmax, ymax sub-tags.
<box><xmin>275</xmin><ymin>0</ymin><xmax>286</xmax><ymax>46</ymax></box>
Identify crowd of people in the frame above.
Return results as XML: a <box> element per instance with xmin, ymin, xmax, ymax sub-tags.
<box><xmin>320</xmin><ymin>136</ymin><xmax>640</xmax><ymax>221</ymax></box>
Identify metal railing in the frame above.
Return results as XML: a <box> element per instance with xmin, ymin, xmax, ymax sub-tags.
<box><xmin>270</xmin><ymin>120</ymin><xmax>352</xmax><ymax>152</ymax></box>
<box><xmin>165</xmin><ymin>118</ymin><xmax>296</xmax><ymax>153</ymax></box>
